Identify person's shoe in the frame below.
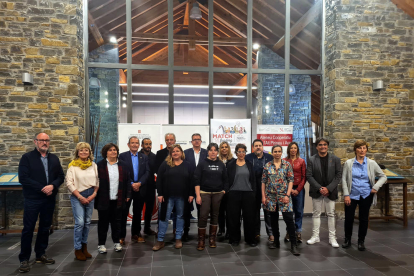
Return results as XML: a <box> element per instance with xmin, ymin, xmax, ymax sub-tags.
<box><xmin>358</xmin><ymin>241</ymin><xmax>366</xmax><ymax>251</ymax></box>
<box><xmin>97</xmin><ymin>245</ymin><xmax>107</xmax><ymax>254</ymax></box>
<box><xmin>230</xmin><ymin>241</ymin><xmax>239</xmax><ymax>246</ymax></box>
<box><xmin>152</xmin><ymin>241</ymin><xmax>165</xmax><ymax>251</ymax></box>
<box><xmin>291</xmin><ymin>244</ymin><xmax>300</xmax><ymax>256</ymax></box>
<box><xmin>82</xmin><ymin>243</ymin><xmax>92</xmax><ymax>258</ymax></box>
<box><xmin>144</xmin><ymin>228</ymin><xmax>157</xmax><ymax>236</ymax></box>
<box><xmin>209</xmin><ymin>225</ymin><xmax>218</xmax><ymax>248</ymax></box>
<box><xmin>137</xmin><ymin>234</ymin><xmax>145</xmax><ymax>243</ymax></box>
<box><xmin>255</xmin><ymin>234</ymin><xmax>260</xmax><ymax>241</ymax></box>
<box><xmin>268</xmin><ymin>240</ymin><xmax>280</xmax><ymax>249</ymax></box>
<box><xmin>249</xmin><ymin>242</ymin><xmax>257</xmax><ymax>247</ymax></box>
<box><xmin>268</xmin><ymin>235</ymin><xmax>274</xmax><ymax>242</ymax></box>
<box><xmin>296</xmin><ymin>232</ymin><xmax>302</xmax><ymax>243</ymax></box>
<box><xmin>114</xmin><ymin>243</ymin><xmax>123</xmax><ymax>252</ymax></box>
<box><xmin>19</xmin><ymin>260</ymin><xmax>30</xmax><ymax>273</ymax></box>
<box><xmin>175</xmin><ymin>239</ymin><xmax>183</xmax><ymax>249</ymax></box>
<box><xmin>197</xmin><ymin>228</ymin><xmax>206</xmax><ymax>251</ymax></box>
<box><xmin>284</xmin><ymin>232</ymin><xmax>290</xmax><ymax>242</ymax></box>
<box><xmin>182</xmin><ymin>231</ymin><xmax>189</xmax><ymax>242</ymax></box>
<box><xmin>342</xmin><ymin>238</ymin><xmax>351</xmax><ymax>248</ymax></box>
<box><xmin>35</xmin><ymin>255</ymin><xmax>55</xmax><ymax>264</ymax></box>
<box><xmin>306</xmin><ymin>236</ymin><xmax>320</xmax><ymax>245</ymax></box>
<box><xmin>75</xmin><ymin>249</ymin><xmax>86</xmax><ymax>261</ymax></box>
<box><xmin>119</xmin><ymin>238</ymin><xmax>125</xmax><ymax>245</ymax></box>
<box><xmin>131</xmin><ymin>235</ymin><xmax>139</xmax><ymax>243</ymax></box>
<box><xmin>329</xmin><ymin>238</ymin><xmax>339</xmax><ymax>248</ymax></box>
<box><xmin>224</xmin><ymin>232</ymin><xmax>229</xmax><ymax>240</ymax></box>
<box><xmin>217</xmin><ymin>229</ymin><xmax>224</xmax><ymax>237</ymax></box>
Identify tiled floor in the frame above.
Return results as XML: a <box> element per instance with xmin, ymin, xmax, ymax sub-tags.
<box><xmin>1</xmin><ymin>217</ymin><xmax>414</xmax><ymax>276</ymax></box>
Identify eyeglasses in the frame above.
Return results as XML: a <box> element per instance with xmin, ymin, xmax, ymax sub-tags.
<box><xmin>192</xmin><ymin>139</ymin><xmax>201</xmax><ymax>141</ymax></box>
<box><xmin>36</xmin><ymin>139</ymin><xmax>50</xmax><ymax>143</ymax></box>
<box><xmin>236</xmin><ymin>151</ymin><xmax>246</xmax><ymax>154</ymax></box>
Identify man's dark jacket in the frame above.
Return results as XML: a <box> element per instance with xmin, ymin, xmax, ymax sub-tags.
<box><xmin>140</xmin><ymin>150</ymin><xmax>156</xmax><ymax>190</ymax></box>
<box><xmin>306</xmin><ymin>153</ymin><xmax>342</xmax><ymax>200</ymax></box>
<box><xmin>118</xmin><ymin>151</ymin><xmax>150</xmax><ymax>197</ymax></box>
<box><xmin>155</xmin><ymin>148</ymin><xmax>169</xmax><ymax>174</ymax></box>
<box><xmin>18</xmin><ymin>148</ymin><xmax>64</xmax><ymax>200</ymax></box>
<box><xmin>183</xmin><ymin>148</ymin><xmax>207</xmax><ymax>175</ymax></box>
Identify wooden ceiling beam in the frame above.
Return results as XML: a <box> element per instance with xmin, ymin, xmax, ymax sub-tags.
<box><xmin>88</xmin><ymin>11</ymin><xmax>105</xmax><ymax>47</ymax></box>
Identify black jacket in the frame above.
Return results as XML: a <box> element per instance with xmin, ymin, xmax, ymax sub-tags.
<box><xmin>18</xmin><ymin>148</ymin><xmax>64</xmax><ymax>200</ymax></box>
<box><xmin>118</xmin><ymin>151</ymin><xmax>150</xmax><ymax>197</ymax></box>
<box><xmin>183</xmin><ymin>148</ymin><xmax>207</xmax><ymax>175</ymax></box>
<box><xmin>193</xmin><ymin>158</ymin><xmax>229</xmax><ymax>192</ymax></box>
<box><xmin>155</xmin><ymin>148</ymin><xmax>169</xmax><ymax>174</ymax></box>
<box><xmin>140</xmin><ymin>150</ymin><xmax>156</xmax><ymax>190</ymax></box>
<box><xmin>226</xmin><ymin>160</ymin><xmax>256</xmax><ymax>194</ymax></box>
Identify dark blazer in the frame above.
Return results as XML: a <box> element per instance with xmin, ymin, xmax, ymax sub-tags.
<box><xmin>95</xmin><ymin>159</ymin><xmax>131</xmax><ymax>210</ymax></box>
<box><xmin>119</xmin><ymin>151</ymin><xmax>150</xmax><ymax>197</ymax></box>
<box><xmin>18</xmin><ymin>148</ymin><xmax>64</xmax><ymax>200</ymax></box>
<box><xmin>226</xmin><ymin>160</ymin><xmax>256</xmax><ymax>194</ymax></box>
<box><xmin>183</xmin><ymin>148</ymin><xmax>207</xmax><ymax>175</ymax></box>
<box><xmin>306</xmin><ymin>153</ymin><xmax>342</xmax><ymax>200</ymax></box>
<box><xmin>155</xmin><ymin>148</ymin><xmax>169</xmax><ymax>174</ymax></box>
<box><xmin>140</xmin><ymin>150</ymin><xmax>156</xmax><ymax>189</ymax></box>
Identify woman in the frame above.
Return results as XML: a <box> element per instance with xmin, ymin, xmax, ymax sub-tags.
<box><xmin>283</xmin><ymin>142</ymin><xmax>306</xmax><ymax>243</ymax></box>
<box><xmin>66</xmin><ymin>142</ymin><xmax>99</xmax><ymax>261</ymax></box>
<box><xmin>152</xmin><ymin>144</ymin><xmax>193</xmax><ymax>251</ymax></box>
<box><xmin>217</xmin><ymin>141</ymin><xmax>234</xmax><ymax>238</ymax></box>
<box><xmin>95</xmin><ymin>143</ymin><xmax>131</xmax><ymax>254</ymax></box>
<box><xmin>342</xmin><ymin>140</ymin><xmax>387</xmax><ymax>251</ymax></box>
<box><xmin>226</xmin><ymin>144</ymin><xmax>256</xmax><ymax>247</ymax></box>
<box><xmin>262</xmin><ymin>145</ymin><xmax>299</xmax><ymax>256</ymax></box>
<box><xmin>194</xmin><ymin>143</ymin><xmax>229</xmax><ymax>251</ymax></box>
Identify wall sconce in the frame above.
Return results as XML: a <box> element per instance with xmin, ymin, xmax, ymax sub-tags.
<box><xmin>22</xmin><ymin>73</ymin><xmax>33</xmax><ymax>85</ymax></box>
<box><xmin>373</xmin><ymin>80</ymin><xmax>384</xmax><ymax>91</ymax></box>
<box><xmin>89</xmin><ymin>77</ymin><xmax>101</xmax><ymax>89</ymax></box>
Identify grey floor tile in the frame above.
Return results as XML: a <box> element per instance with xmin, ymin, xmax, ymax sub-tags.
<box><xmin>210</xmin><ymin>252</ymin><xmax>241</xmax><ymax>263</ymax></box>
<box><xmin>86</xmin><ymin>258</ymin><xmax>123</xmax><ymax>271</ymax></box>
<box><xmin>183</xmin><ymin>263</ymin><xmax>217</xmax><ymax>276</ymax></box>
<box><xmin>243</xmin><ymin>260</ymin><xmax>281</xmax><ymax>274</ymax></box>
<box><xmin>120</xmin><ymin>256</ymin><xmax>153</xmax><ymax>268</ymax></box>
<box><xmin>182</xmin><ymin>254</ymin><xmax>212</xmax><ymax>265</ymax></box>
<box><xmin>300</xmin><ymin>254</ymin><xmax>341</xmax><ymax>271</ymax></box>
<box><xmin>0</xmin><ymin>265</ymin><xmax>20</xmax><ymax>276</ymax></box>
<box><xmin>151</xmin><ymin>265</ymin><xmax>184</xmax><ymax>276</ymax></box>
<box><xmin>283</xmin><ymin>272</ymin><xmax>317</xmax><ymax>276</ymax></box>
<box><xmin>53</xmin><ymin>260</ymin><xmax>92</xmax><ymax>273</ymax></box>
<box><xmin>152</xmin><ymin>254</ymin><xmax>182</xmax><ymax>267</ymax></box>
<box><xmin>326</xmin><ymin>256</ymin><xmax>370</xmax><ymax>269</ymax></box>
<box><xmin>84</xmin><ymin>269</ymin><xmax>120</xmax><ymax>276</ymax></box>
<box><xmin>118</xmin><ymin>267</ymin><xmax>152</xmax><ymax>276</ymax></box>
<box><xmin>345</xmin><ymin>268</ymin><xmax>385</xmax><ymax>276</ymax></box>
<box><xmin>314</xmin><ymin>270</ymin><xmax>350</xmax><ymax>276</ymax></box>
<box><xmin>374</xmin><ymin>266</ymin><xmax>414</xmax><ymax>276</ymax></box>
<box><xmin>270</xmin><ymin>259</ymin><xmax>310</xmax><ymax>272</ymax></box>
<box><xmin>214</xmin><ymin>261</ymin><xmax>249</xmax><ymax>275</ymax></box>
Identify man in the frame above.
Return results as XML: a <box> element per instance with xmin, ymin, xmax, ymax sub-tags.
<box><xmin>119</xmin><ymin>136</ymin><xmax>150</xmax><ymax>244</ymax></box>
<box><xmin>306</xmin><ymin>137</ymin><xmax>342</xmax><ymax>248</ymax></box>
<box><xmin>18</xmin><ymin>133</ymin><xmax>65</xmax><ymax>273</ymax></box>
<box><xmin>183</xmin><ymin>133</ymin><xmax>207</xmax><ymax>241</ymax></box>
<box><xmin>140</xmin><ymin>138</ymin><xmax>157</xmax><ymax>236</ymax></box>
<box><xmin>154</xmin><ymin>133</ymin><xmax>176</xmax><ymax>174</ymax></box>
<box><xmin>245</xmin><ymin>139</ymin><xmax>273</xmax><ymax>241</ymax></box>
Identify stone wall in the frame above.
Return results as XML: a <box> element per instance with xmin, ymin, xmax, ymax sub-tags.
<box><xmin>0</xmin><ymin>0</ymin><xmax>84</xmax><ymax>229</ymax></box>
<box><xmin>325</xmin><ymin>0</ymin><xmax>414</xmax><ymax>218</ymax></box>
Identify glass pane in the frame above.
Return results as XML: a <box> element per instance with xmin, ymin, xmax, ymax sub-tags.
<box><xmin>88</xmin><ymin>0</ymin><xmax>126</xmax><ymax>63</ymax></box>
<box><xmin>256</xmin><ymin>73</ymin><xmax>285</xmax><ymax>125</ymax></box>
<box><xmin>289</xmin><ymin>74</ymin><xmax>320</xmax><ymax>160</ymax></box>
<box><xmin>131</xmin><ymin>0</ymin><xmax>170</xmax><ymax>65</ymax></box>
<box><xmin>212</xmin><ymin>0</ymin><xmax>247</xmax><ymax>68</ymax></box>
<box><xmin>120</xmin><ymin>70</ymin><xmax>169</xmax><ymax>124</ymax></box>
<box><xmin>290</xmin><ymin>0</ymin><xmax>322</xmax><ymax>70</ymax></box>
<box><xmin>174</xmin><ymin>71</ymin><xmax>209</xmax><ymax>124</ymax></box>
<box><xmin>253</xmin><ymin>0</ymin><xmax>286</xmax><ymax>69</ymax></box>
<box><xmin>88</xmin><ymin>67</ymin><xmax>120</xmax><ymax>162</ymax></box>
<box><xmin>213</xmin><ymin>72</ymin><xmax>248</xmax><ymax>119</ymax></box>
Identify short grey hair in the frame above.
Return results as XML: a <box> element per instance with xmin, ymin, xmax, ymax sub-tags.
<box><xmin>128</xmin><ymin>136</ymin><xmax>139</xmax><ymax>144</ymax></box>
<box><xmin>34</xmin><ymin>132</ymin><xmax>49</xmax><ymax>140</ymax></box>
<box><xmin>165</xmin><ymin>133</ymin><xmax>176</xmax><ymax>140</ymax></box>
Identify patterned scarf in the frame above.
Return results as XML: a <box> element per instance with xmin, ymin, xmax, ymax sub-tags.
<box><xmin>68</xmin><ymin>158</ymin><xmax>93</xmax><ymax>170</ymax></box>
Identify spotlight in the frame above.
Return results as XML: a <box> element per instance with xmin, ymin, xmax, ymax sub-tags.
<box><xmin>253</xmin><ymin>43</ymin><xmax>260</xmax><ymax>50</ymax></box>
<box><xmin>109</xmin><ymin>36</ymin><xmax>117</xmax><ymax>43</ymax></box>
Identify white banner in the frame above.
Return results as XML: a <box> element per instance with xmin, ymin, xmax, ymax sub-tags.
<box><xmin>210</xmin><ymin>119</ymin><xmax>251</xmax><ymax>152</ymax></box>
<box><xmin>118</xmin><ymin>124</ymin><xmax>162</xmax><ymax>153</ymax></box>
<box><xmin>161</xmin><ymin>124</ymin><xmax>210</xmax><ymax>150</ymax></box>
<box><xmin>256</xmin><ymin>125</ymin><xmax>293</xmax><ymax>158</ymax></box>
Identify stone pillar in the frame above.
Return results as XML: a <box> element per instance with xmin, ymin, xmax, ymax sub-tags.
<box><xmin>324</xmin><ymin>0</ymin><xmax>414</xmax><ymax>218</ymax></box>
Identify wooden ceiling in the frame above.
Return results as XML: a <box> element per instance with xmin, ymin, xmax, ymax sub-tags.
<box><xmin>88</xmin><ymin>0</ymin><xmax>322</xmax><ymax>123</ymax></box>
<box><xmin>391</xmin><ymin>0</ymin><xmax>414</xmax><ymax>19</ymax></box>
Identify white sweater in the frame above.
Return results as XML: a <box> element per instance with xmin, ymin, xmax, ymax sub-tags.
<box><xmin>66</xmin><ymin>163</ymin><xmax>99</xmax><ymax>193</ymax></box>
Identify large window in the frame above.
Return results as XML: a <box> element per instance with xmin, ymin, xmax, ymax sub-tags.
<box><xmin>86</xmin><ymin>0</ymin><xmax>323</xmax><ymax>149</ymax></box>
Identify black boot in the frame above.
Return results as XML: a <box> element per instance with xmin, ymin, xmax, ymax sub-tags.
<box><xmin>268</xmin><ymin>239</ymin><xmax>280</xmax><ymax>249</ymax></box>
<box><xmin>342</xmin><ymin>238</ymin><xmax>351</xmax><ymax>248</ymax></box>
<box><xmin>217</xmin><ymin>228</ymin><xmax>224</xmax><ymax>237</ymax></box>
<box><xmin>291</xmin><ymin>242</ymin><xmax>300</xmax><ymax>256</ymax></box>
<box><xmin>358</xmin><ymin>240</ymin><xmax>365</xmax><ymax>251</ymax></box>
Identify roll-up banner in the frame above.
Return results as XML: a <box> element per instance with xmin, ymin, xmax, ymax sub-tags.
<box><xmin>118</xmin><ymin>124</ymin><xmax>162</xmax><ymax>153</ymax></box>
<box><xmin>161</xmin><ymin>124</ymin><xmax>210</xmax><ymax>150</ymax></box>
<box><xmin>256</xmin><ymin>125</ymin><xmax>293</xmax><ymax>158</ymax></box>
<box><xmin>210</xmin><ymin>119</ymin><xmax>251</xmax><ymax>152</ymax></box>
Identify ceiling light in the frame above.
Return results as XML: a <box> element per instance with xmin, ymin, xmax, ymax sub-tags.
<box><xmin>122</xmin><ymin>96</ymin><xmax>126</xmax><ymax>101</ymax></box>
<box><xmin>105</xmin><ymin>104</ymin><xmax>109</xmax><ymax>108</ymax></box>
<box><xmin>104</xmin><ymin>91</ymin><xmax>108</xmax><ymax>95</ymax></box>
<box><xmin>109</xmin><ymin>36</ymin><xmax>117</xmax><ymax>43</ymax></box>
<box><xmin>122</xmin><ymin>103</ymin><xmax>127</xmax><ymax>108</ymax></box>
<box><xmin>265</xmin><ymin>105</ymin><xmax>269</xmax><ymax>109</ymax></box>
<box><xmin>253</xmin><ymin>43</ymin><xmax>260</xmax><ymax>50</ymax></box>
<box><xmin>104</xmin><ymin>99</ymin><xmax>108</xmax><ymax>103</ymax></box>
<box><xmin>190</xmin><ymin>2</ymin><xmax>202</xmax><ymax>20</ymax></box>
<box><xmin>119</xmin><ymin>83</ymin><xmax>257</xmax><ymax>89</ymax></box>
<box><xmin>266</xmin><ymin>96</ymin><xmax>270</xmax><ymax>101</ymax></box>
<box><xmin>131</xmin><ymin>100</ymin><xmax>234</xmax><ymax>105</ymax></box>
<box><xmin>122</xmin><ymin>92</ymin><xmax>245</xmax><ymax>98</ymax></box>
<box><xmin>183</xmin><ymin>72</ymin><xmax>189</xmax><ymax>75</ymax></box>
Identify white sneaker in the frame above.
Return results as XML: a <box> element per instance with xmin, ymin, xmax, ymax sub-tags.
<box><xmin>98</xmin><ymin>245</ymin><xmax>107</xmax><ymax>254</ymax></box>
<box><xmin>114</xmin><ymin>243</ymin><xmax>123</xmax><ymax>252</ymax></box>
<box><xmin>306</xmin><ymin>236</ymin><xmax>320</xmax><ymax>245</ymax></box>
<box><xmin>329</xmin><ymin>238</ymin><xmax>339</xmax><ymax>248</ymax></box>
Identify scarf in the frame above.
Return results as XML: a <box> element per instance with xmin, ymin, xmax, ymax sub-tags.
<box><xmin>68</xmin><ymin>158</ymin><xmax>93</xmax><ymax>170</ymax></box>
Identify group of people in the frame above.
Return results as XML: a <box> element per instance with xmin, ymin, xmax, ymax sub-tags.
<box><xmin>17</xmin><ymin>132</ymin><xmax>387</xmax><ymax>273</ymax></box>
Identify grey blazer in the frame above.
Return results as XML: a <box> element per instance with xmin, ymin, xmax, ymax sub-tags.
<box><xmin>306</xmin><ymin>153</ymin><xmax>342</xmax><ymax>200</ymax></box>
<box><xmin>342</xmin><ymin>157</ymin><xmax>387</xmax><ymax>204</ymax></box>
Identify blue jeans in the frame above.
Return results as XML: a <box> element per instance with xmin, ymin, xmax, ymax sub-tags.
<box><xmin>157</xmin><ymin>197</ymin><xmax>184</xmax><ymax>241</ymax></box>
<box><xmin>291</xmin><ymin>188</ymin><xmax>305</xmax><ymax>232</ymax></box>
<box><xmin>70</xmin><ymin>188</ymin><xmax>95</xmax><ymax>250</ymax></box>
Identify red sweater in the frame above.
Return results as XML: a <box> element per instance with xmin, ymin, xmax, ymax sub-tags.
<box><xmin>283</xmin><ymin>157</ymin><xmax>306</xmax><ymax>192</ymax></box>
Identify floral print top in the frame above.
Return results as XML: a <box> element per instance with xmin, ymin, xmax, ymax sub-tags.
<box><xmin>261</xmin><ymin>159</ymin><xmax>294</xmax><ymax>212</ymax></box>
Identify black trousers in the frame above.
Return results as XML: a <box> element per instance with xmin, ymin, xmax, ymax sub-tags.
<box><xmin>227</xmin><ymin>191</ymin><xmax>256</xmax><ymax>244</ymax></box>
<box><xmin>144</xmin><ymin>187</ymin><xmax>156</xmax><ymax>229</ymax></box>
<box><xmin>269</xmin><ymin>209</ymin><xmax>296</xmax><ymax>244</ymax></box>
<box><xmin>98</xmin><ymin>200</ymin><xmax>122</xmax><ymax>245</ymax></box>
<box><xmin>218</xmin><ymin>193</ymin><xmax>228</xmax><ymax>232</ymax></box>
<box><xmin>19</xmin><ymin>198</ymin><xmax>55</xmax><ymax>262</ymax></box>
<box><xmin>121</xmin><ymin>191</ymin><xmax>145</xmax><ymax>238</ymax></box>
<box><xmin>344</xmin><ymin>194</ymin><xmax>373</xmax><ymax>242</ymax></box>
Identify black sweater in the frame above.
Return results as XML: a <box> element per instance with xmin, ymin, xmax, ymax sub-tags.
<box><xmin>156</xmin><ymin>160</ymin><xmax>193</xmax><ymax>198</ymax></box>
<box><xmin>193</xmin><ymin>158</ymin><xmax>229</xmax><ymax>192</ymax></box>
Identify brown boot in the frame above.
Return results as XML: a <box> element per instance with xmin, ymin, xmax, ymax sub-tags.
<box><xmin>209</xmin><ymin>225</ymin><xmax>218</xmax><ymax>248</ymax></box>
<box><xmin>75</xmin><ymin>249</ymin><xmax>86</xmax><ymax>261</ymax></box>
<box><xmin>152</xmin><ymin>241</ymin><xmax>165</xmax><ymax>251</ymax></box>
<box><xmin>197</xmin><ymin>228</ymin><xmax>206</xmax><ymax>251</ymax></box>
<box><xmin>81</xmin><ymin>243</ymin><xmax>92</xmax><ymax>258</ymax></box>
<box><xmin>175</xmin><ymin>239</ymin><xmax>183</xmax><ymax>249</ymax></box>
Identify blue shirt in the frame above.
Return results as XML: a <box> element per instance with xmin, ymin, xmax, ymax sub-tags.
<box><xmin>350</xmin><ymin>157</ymin><xmax>371</xmax><ymax>200</ymax></box>
<box><xmin>131</xmin><ymin>151</ymin><xmax>139</xmax><ymax>184</ymax></box>
<box><xmin>40</xmin><ymin>154</ymin><xmax>49</xmax><ymax>183</ymax></box>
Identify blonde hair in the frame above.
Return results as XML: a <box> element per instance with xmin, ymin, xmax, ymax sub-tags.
<box><xmin>73</xmin><ymin>142</ymin><xmax>94</xmax><ymax>161</ymax></box>
<box><xmin>219</xmin><ymin>141</ymin><xmax>233</xmax><ymax>161</ymax></box>
<box><xmin>166</xmin><ymin>144</ymin><xmax>185</xmax><ymax>167</ymax></box>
